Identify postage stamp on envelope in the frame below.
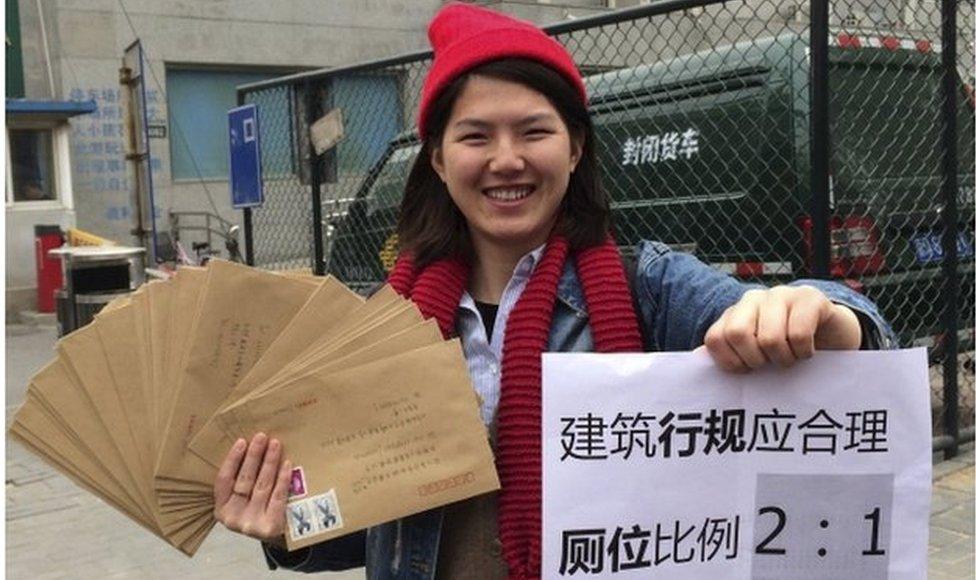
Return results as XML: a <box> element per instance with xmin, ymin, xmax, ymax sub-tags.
<box><xmin>289</xmin><ymin>466</ymin><xmax>307</xmax><ymax>499</ymax></box>
<box><xmin>286</xmin><ymin>489</ymin><xmax>344</xmax><ymax>542</ymax></box>
<box><xmin>286</xmin><ymin>501</ymin><xmax>314</xmax><ymax>540</ymax></box>
<box><xmin>310</xmin><ymin>489</ymin><xmax>343</xmax><ymax>534</ymax></box>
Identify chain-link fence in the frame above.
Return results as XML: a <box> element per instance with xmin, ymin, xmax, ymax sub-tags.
<box><xmin>239</xmin><ymin>0</ymin><xmax>975</xmax><ymax>456</ymax></box>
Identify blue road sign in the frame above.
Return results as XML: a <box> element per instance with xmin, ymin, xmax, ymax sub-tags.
<box><xmin>228</xmin><ymin>104</ymin><xmax>263</xmax><ymax>208</ymax></box>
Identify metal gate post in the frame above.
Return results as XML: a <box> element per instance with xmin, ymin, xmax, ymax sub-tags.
<box><xmin>809</xmin><ymin>0</ymin><xmax>832</xmax><ymax>279</ymax></box>
<box><xmin>305</xmin><ymin>81</ymin><xmax>326</xmax><ymax>276</ymax></box>
<box><xmin>940</xmin><ymin>0</ymin><xmax>960</xmax><ymax>459</ymax></box>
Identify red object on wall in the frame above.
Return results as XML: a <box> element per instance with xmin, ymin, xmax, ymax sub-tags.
<box><xmin>35</xmin><ymin>225</ymin><xmax>63</xmax><ymax>313</ymax></box>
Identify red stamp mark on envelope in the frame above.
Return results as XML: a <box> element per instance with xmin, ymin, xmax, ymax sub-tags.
<box><xmin>289</xmin><ymin>466</ymin><xmax>307</xmax><ymax>499</ymax></box>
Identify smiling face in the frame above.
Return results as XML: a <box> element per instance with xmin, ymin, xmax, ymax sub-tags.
<box><xmin>431</xmin><ymin>76</ymin><xmax>582</xmax><ymax>258</ymax></box>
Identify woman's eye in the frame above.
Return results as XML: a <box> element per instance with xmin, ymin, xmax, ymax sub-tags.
<box><xmin>459</xmin><ymin>133</ymin><xmax>486</xmax><ymax>142</ymax></box>
<box><xmin>526</xmin><ymin>128</ymin><xmax>553</xmax><ymax>138</ymax></box>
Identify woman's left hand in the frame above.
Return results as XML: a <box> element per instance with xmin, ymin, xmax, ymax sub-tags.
<box><xmin>703</xmin><ymin>285</ymin><xmax>861</xmax><ymax>372</ymax></box>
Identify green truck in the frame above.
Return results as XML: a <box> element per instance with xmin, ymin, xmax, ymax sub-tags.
<box><xmin>326</xmin><ymin>31</ymin><xmax>975</xmax><ymax>351</ymax></box>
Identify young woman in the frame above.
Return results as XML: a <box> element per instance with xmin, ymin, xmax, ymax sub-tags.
<box><xmin>213</xmin><ymin>4</ymin><xmax>895</xmax><ymax>579</ymax></box>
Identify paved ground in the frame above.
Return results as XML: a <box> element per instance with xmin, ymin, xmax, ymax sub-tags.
<box><xmin>929</xmin><ymin>448</ymin><xmax>976</xmax><ymax>579</ymax></box>
<box><xmin>5</xmin><ymin>320</ymin><xmax>974</xmax><ymax>578</ymax></box>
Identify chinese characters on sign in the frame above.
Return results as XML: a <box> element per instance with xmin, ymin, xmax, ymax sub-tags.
<box><xmin>559</xmin><ymin>407</ymin><xmax>889</xmax><ymax>461</ymax></box>
<box><xmin>542</xmin><ymin>350</ymin><xmax>931</xmax><ymax>579</ymax></box>
<box><xmin>620</xmin><ymin>128</ymin><xmax>700</xmax><ymax>166</ymax></box>
<box><xmin>560</xmin><ymin>516</ymin><xmax>741</xmax><ymax>575</ymax></box>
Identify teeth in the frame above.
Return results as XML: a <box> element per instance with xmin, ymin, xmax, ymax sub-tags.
<box><xmin>485</xmin><ymin>186</ymin><xmax>533</xmax><ymax>201</ymax></box>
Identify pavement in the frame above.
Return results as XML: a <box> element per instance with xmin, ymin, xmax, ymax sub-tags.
<box><xmin>5</xmin><ymin>320</ymin><xmax>974</xmax><ymax>579</ymax></box>
<box><xmin>930</xmin><ymin>449</ymin><xmax>976</xmax><ymax>579</ymax></box>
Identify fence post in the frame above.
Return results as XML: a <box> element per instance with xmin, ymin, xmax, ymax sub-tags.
<box><xmin>810</xmin><ymin>0</ymin><xmax>831</xmax><ymax>279</ymax></box>
<box><xmin>236</xmin><ymin>89</ymin><xmax>255</xmax><ymax>266</ymax></box>
<box><xmin>305</xmin><ymin>80</ymin><xmax>326</xmax><ymax>276</ymax></box>
<box><xmin>243</xmin><ymin>208</ymin><xmax>254</xmax><ymax>266</ymax></box>
<box><xmin>940</xmin><ymin>0</ymin><xmax>960</xmax><ymax>459</ymax></box>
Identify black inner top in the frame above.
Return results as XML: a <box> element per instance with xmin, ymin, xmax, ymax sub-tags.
<box><xmin>474</xmin><ymin>300</ymin><xmax>499</xmax><ymax>343</ymax></box>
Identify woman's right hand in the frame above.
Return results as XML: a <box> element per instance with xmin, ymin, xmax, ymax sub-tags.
<box><xmin>213</xmin><ymin>432</ymin><xmax>293</xmax><ymax>544</ymax></box>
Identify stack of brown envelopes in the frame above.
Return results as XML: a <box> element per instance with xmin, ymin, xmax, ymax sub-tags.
<box><xmin>9</xmin><ymin>260</ymin><xmax>500</xmax><ymax>555</ymax></box>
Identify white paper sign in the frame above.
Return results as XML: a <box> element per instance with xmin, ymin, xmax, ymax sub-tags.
<box><xmin>542</xmin><ymin>349</ymin><xmax>931</xmax><ymax>580</ymax></box>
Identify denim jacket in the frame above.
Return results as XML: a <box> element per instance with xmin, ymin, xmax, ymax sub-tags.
<box><xmin>264</xmin><ymin>240</ymin><xmax>896</xmax><ymax>578</ymax></box>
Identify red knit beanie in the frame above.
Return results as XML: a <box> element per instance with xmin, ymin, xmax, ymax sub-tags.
<box><xmin>417</xmin><ymin>2</ymin><xmax>587</xmax><ymax>140</ymax></box>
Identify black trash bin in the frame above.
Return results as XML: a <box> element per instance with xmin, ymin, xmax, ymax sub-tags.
<box><xmin>48</xmin><ymin>246</ymin><xmax>146</xmax><ymax>336</ymax></box>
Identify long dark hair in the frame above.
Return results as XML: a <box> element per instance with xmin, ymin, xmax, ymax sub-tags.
<box><xmin>397</xmin><ymin>58</ymin><xmax>610</xmax><ymax>267</ymax></box>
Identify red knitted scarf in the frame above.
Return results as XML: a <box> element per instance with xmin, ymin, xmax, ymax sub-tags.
<box><xmin>387</xmin><ymin>235</ymin><xmax>642</xmax><ymax>580</ymax></box>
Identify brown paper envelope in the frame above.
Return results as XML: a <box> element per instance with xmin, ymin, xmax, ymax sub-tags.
<box><xmin>153</xmin><ymin>482</ymin><xmax>212</xmax><ymax>499</ymax></box>
<box><xmin>220</xmin><ymin>275</ymin><xmax>364</xmax><ymax>406</ymax></box>
<box><xmin>154</xmin><ymin>497</ymin><xmax>212</xmax><ymax>513</ymax></box>
<box><xmin>276</xmin><ymin>320</ymin><xmax>444</xmax><ymax>393</ymax></box>
<box><xmin>152</xmin><ymin>475</ymin><xmax>213</xmax><ymax>491</ymax></box>
<box><xmin>261</xmin><ymin>285</ymin><xmax>401</xmax><ymax>376</ymax></box>
<box><xmin>210</xmin><ymin>297</ymin><xmax>418</xmax><ymax>437</ymax></box>
<box><xmin>129</xmin><ymin>289</ymin><xmax>158</xmax><ymax>439</ymax></box>
<box><xmin>156</xmin><ymin>501</ymin><xmax>212</xmax><ymax>518</ymax></box>
<box><xmin>91</xmin><ymin>303</ymin><xmax>215</xmax><ymax>546</ymax></box>
<box><xmin>12</xmin><ymin>411</ymin><xmax>212</xmax><ymax>556</ymax></box>
<box><xmin>142</xmin><ymin>279</ymin><xmax>184</xmax><ymax>449</ymax></box>
<box><xmin>151</xmin><ymin>499</ymin><xmax>213</xmax><ymax>542</ymax></box>
<box><xmin>9</xmin><ymin>418</ymin><xmax>143</xmax><ymax>525</ymax></box>
<box><xmin>94</xmin><ymin>303</ymin><xmax>155</xmax><ymax>476</ymax></box>
<box><xmin>166</xmin><ymin>267</ymin><xmax>208</xmax><ymax>386</ymax></box>
<box><xmin>159</xmin><ymin>509</ymin><xmax>217</xmax><ymax>541</ymax></box>
<box><xmin>27</xmin><ymin>382</ymin><xmax>159</xmax><ymax>529</ymax></box>
<box><xmin>178</xmin><ymin>514</ymin><xmax>216</xmax><ymax>556</ymax></box>
<box><xmin>196</xmin><ymin>291</ymin><xmax>419</xmax><ymax>461</ymax></box>
<box><xmin>187</xmin><ymin>277</ymin><xmax>364</xmax><ymax>467</ymax></box>
<box><xmin>210</xmin><ymin>320</ymin><xmax>443</xmax><ymax>460</ymax></box>
<box><xmin>223</xmin><ymin>339</ymin><xmax>499</xmax><ymax>550</ymax></box>
<box><xmin>5</xmin><ymin>420</ymin><xmax>207</xmax><ymax>552</ymax></box>
<box><xmin>257</xmin><ymin>317</ymin><xmax>441</xmax><ymax>411</ymax></box>
<box><xmin>288</xmin><ymin>285</ymin><xmax>404</xmax><ymax>358</ymax></box>
<box><xmin>160</xmin><ymin>266</ymin><xmax>209</xmax><ymax>447</ymax></box>
<box><xmin>86</xmin><ymin>306</ymin><xmax>213</xmax><ymax>544</ymax></box>
<box><xmin>254</xmin><ymin>297</ymin><xmax>417</xmax><ymax>399</ymax></box>
<box><xmin>57</xmin><ymin>323</ymin><xmax>155</xmax><ymax>510</ymax></box>
<box><xmin>206</xmin><ymin>296</ymin><xmax>424</xmax><ymax>452</ymax></box>
<box><xmin>281</xmin><ymin>304</ymin><xmax>426</xmax><ymax>379</ymax></box>
<box><xmin>165</xmin><ymin>516</ymin><xmax>214</xmax><ymax>554</ymax></box>
<box><xmin>154</xmin><ymin>491</ymin><xmax>213</xmax><ymax>508</ymax></box>
<box><xmin>254</xmin><ymin>306</ymin><xmax>421</xmax><ymax>402</ymax></box>
<box><xmin>157</xmin><ymin>497</ymin><xmax>214</xmax><ymax>518</ymax></box>
<box><xmin>153</xmin><ymin>478</ymin><xmax>220</xmax><ymax>499</ymax></box>
<box><xmin>154</xmin><ymin>260</ymin><xmax>319</xmax><ymax>489</ymax></box>
<box><xmin>274</xmin><ymin>268</ymin><xmax>316</xmax><ymax>280</ymax></box>
<box><xmin>146</xmin><ymin>280</ymin><xmax>174</xmax><ymax>432</ymax></box>
<box><xmin>97</xmin><ymin>292</ymin><xmax>132</xmax><ymax>314</ymax></box>
<box><xmin>26</xmin><ymin>385</ymin><xmax>108</xmax><ymax>475</ymax></box>
<box><xmin>10</xmin><ymin>274</ymin><xmax>216</xmax><ymax>556</ymax></box>
<box><xmin>29</xmin><ymin>362</ymin><xmax>149</xmax><ymax>516</ymax></box>
<box><xmin>11</xmin><ymin>392</ymin><xmax>212</xmax><ymax>548</ymax></box>
<box><xmin>156</xmin><ymin>503</ymin><xmax>214</xmax><ymax>522</ymax></box>
<box><xmin>152</xmin><ymin>268</ymin><xmax>207</xmax><ymax>448</ymax></box>
<box><xmin>9</xmin><ymin>396</ymin><xmax>149</xmax><ymax>524</ymax></box>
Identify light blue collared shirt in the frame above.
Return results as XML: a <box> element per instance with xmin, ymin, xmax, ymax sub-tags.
<box><xmin>456</xmin><ymin>244</ymin><xmax>546</xmax><ymax>425</ymax></box>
